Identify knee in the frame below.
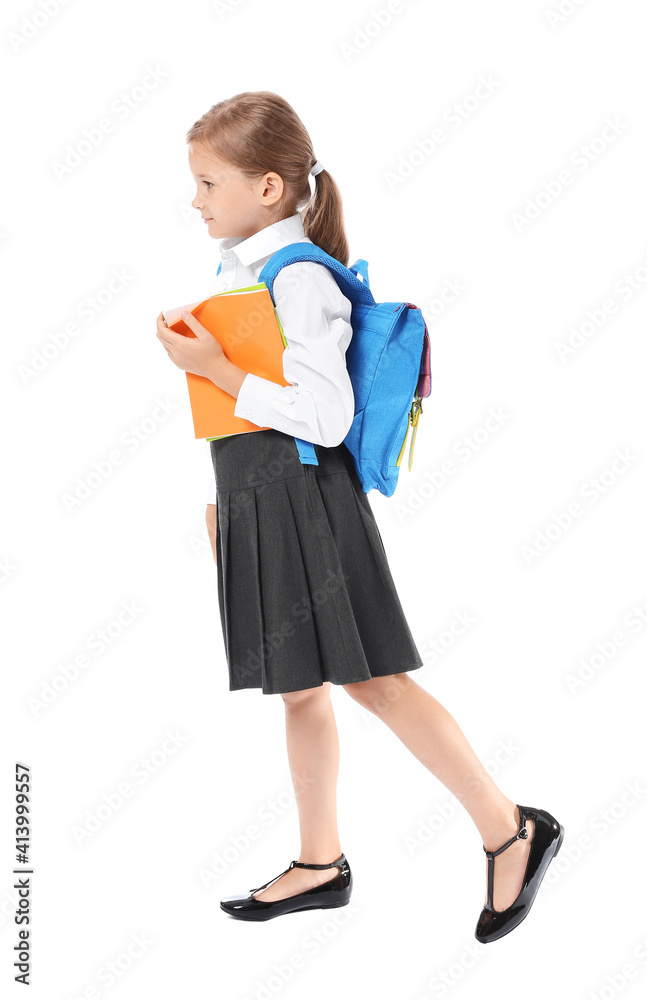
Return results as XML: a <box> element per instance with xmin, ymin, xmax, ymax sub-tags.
<box><xmin>342</xmin><ymin>673</ymin><xmax>411</xmax><ymax>714</ymax></box>
<box><xmin>280</xmin><ymin>682</ymin><xmax>331</xmax><ymax>709</ymax></box>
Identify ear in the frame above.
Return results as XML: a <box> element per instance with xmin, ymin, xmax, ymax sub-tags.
<box><xmin>259</xmin><ymin>170</ymin><xmax>284</xmax><ymax>206</ymax></box>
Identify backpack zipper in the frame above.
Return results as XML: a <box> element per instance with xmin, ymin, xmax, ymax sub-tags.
<box><xmin>394</xmin><ymin>303</ymin><xmax>428</xmax><ymax>473</ymax></box>
<box><xmin>395</xmin><ymin>394</ymin><xmax>423</xmax><ymax>471</ymax></box>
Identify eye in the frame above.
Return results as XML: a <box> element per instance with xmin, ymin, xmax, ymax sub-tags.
<box><xmin>203</xmin><ymin>181</ymin><xmax>213</xmax><ymax>189</ymax></box>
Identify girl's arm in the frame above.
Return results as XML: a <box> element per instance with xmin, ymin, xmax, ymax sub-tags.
<box><xmin>229</xmin><ymin>262</ymin><xmax>355</xmax><ymax>448</ymax></box>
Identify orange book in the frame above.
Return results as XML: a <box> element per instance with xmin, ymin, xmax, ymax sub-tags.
<box><xmin>162</xmin><ymin>282</ymin><xmax>288</xmax><ymax>440</ymax></box>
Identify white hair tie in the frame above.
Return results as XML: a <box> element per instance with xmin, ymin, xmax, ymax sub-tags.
<box><xmin>310</xmin><ymin>160</ymin><xmax>324</xmax><ymax>176</ymax></box>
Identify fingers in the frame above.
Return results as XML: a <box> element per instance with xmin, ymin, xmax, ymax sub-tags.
<box><xmin>156</xmin><ymin>313</ymin><xmax>177</xmax><ymax>350</ymax></box>
<box><xmin>181</xmin><ymin>310</ymin><xmax>208</xmax><ymax>338</ymax></box>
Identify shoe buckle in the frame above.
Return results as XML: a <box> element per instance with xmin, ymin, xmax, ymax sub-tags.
<box><xmin>517</xmin><ymin>826</ymin><xmax>528</xmax><ymax>840</ymax></box>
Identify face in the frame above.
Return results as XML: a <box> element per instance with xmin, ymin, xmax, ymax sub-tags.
<box><xmin>188</xmin><ymin>144</ymin><xmax>284</xmax><ymax>240</ymax></box>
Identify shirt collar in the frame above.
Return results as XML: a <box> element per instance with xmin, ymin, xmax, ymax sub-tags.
<box><xmin>219</xmin><ymin>212</ymin><xmax>306</xmax><ymax>267</ymax></box>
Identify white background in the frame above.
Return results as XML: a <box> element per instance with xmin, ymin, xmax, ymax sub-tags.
<box><xmin>3</xmin><ymin>0</ymin><xmax>647</xmax><ymax>997</ymax></box>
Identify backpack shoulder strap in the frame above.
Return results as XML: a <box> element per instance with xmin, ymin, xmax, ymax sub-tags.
<box><xmin>218</xmin><ymin>244</ymin><xmax>372</xmax><ymax>303</ymax></box>
<box><xmin>258</xmin><ymin>243</ymin><xmax>375</xmax><ymax>307</ymax></box>
<box><xmin>216</xmin><ymin>244</ymin><xmax>372</xmax><ymax>467</ymax></box>
<box><xmin>259</xmin><ymin>244</ymin><xmax>374</xmax><ymax>466</ymax></box>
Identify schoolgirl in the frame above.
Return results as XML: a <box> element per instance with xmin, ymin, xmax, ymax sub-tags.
<box><xmin>156</xmin><ymin>91</ymin><xmax>563</xmax><ymax>942</ymax></box>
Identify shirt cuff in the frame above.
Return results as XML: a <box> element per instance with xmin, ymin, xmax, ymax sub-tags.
<box><xmin>234</xmin><ymin>372</ymin><xmax>278</xmax><ymax>425</ymax></box>
<box><xmin>233</xmin><ymin>372</ymin><xmax>318</xmax><ymax>433</ymax></box>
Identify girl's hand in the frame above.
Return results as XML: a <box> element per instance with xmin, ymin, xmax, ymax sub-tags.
<box><xmin>156</xmin><ymin>311</ymin><xmax>227</xmax><ymax>380</ymax></box>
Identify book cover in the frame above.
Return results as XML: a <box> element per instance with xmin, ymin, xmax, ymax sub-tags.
<box><xmin>162</xmin><ymin>282</ymin><xmax>287</xmax><ymax>440</ymax></box>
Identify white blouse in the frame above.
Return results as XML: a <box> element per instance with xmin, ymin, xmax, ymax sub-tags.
<box><xmin>204</xmin><ymin>212</ymin><xmax>354</xmax><ymax>504</ymax></box>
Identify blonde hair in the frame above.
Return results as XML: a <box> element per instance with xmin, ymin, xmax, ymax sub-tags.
<box><xmin>186</xmin><ymin>91</ymin><xmax>349</xmax><ymax>266</ymax></box>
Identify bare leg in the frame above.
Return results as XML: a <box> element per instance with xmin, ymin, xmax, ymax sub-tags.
<box><xmin>253</xmin><ymin>683</ymin><xmax>344</xmax><ymax>901</ymax></box>
<box><xmin>343</xmin><ymin>673</ymin><xmax>534</xmax><ymax>912</ymax></box>
<box><xmin>206</xmin><ymin>503</ymin><xmax>217</xmax><ymax>563</ymax></box>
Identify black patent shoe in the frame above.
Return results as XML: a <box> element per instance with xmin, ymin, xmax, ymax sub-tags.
<box><xmin>475</xmin><ymin>804</ymin><xmax>564</xmax><ymax>943</ymax></box>
<box><xmin>220</xmin><ymin>853</ymin><xmax>352</xmax><ymax>921</ymax></box>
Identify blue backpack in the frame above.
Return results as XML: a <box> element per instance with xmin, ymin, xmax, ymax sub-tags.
<box><xmin>217</xmin><ymin>243</ymin><xmax>431</xmax><ymax>497</ymax></box>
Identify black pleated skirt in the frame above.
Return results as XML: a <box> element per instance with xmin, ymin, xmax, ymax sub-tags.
<box><xmin>210</xmin><ymin>428</ymin><xmax>424</xmax><ymax>695</ymax></box>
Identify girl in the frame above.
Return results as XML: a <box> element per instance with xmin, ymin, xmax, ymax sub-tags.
<box><xmin>156</xmin><ymin>91</ymin><xmax>564</xmax><ymax>943</ymax></box>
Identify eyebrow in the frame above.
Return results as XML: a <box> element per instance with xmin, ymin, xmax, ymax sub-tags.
<box><xmin>197</xmin><ymin>174</ymin><xmax>214</xmax><ymax>180</ymax></box>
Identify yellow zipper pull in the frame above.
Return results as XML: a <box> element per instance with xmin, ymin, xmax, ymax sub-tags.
<box><xmin>396</xmin><ymin>406</ymin><xmax>413</xmax><ymax>467</ymax></box>
<box><xmin>407</xmin><ymin>397</ymin><xmax>423</xmax><ymax>471</ymax></box>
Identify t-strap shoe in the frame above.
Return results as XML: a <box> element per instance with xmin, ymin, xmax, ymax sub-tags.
<box><xmin>220</xmin><ymin>853</ymin><xmax>352</xmax><ymax>921</ymax></box>
<box><xmin>475</xmin><ymin>804</ymin><xmax>564</xmax><ymax>943</ymax></box>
